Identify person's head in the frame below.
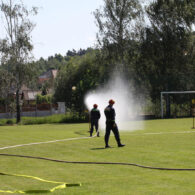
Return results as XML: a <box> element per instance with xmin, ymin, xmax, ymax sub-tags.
<box><xmin>93</xmin><ymin>104</ymin><xmax>98</xmax><ymax>108</ymax></box>
<box><xmin>109</xmin><ymin>99</ymin><xmax>115</xmax><ymax>106</ymax></box>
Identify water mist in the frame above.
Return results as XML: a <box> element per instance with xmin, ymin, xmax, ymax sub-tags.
<box><xmin>84</xmin><ymin>72</ymin><xmax>144</xmax><ymax>132</ymax></box>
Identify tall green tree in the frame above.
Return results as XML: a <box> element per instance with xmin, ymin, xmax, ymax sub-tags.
<box><xmin>137</xmin><ymin>0</ymin><xmax>195</xmax><ymax>116</ymax></box>
<box><xmin>0</xmin><ymin>0</ymin><xmax>38</xmax><ymax>123</ymax></box>
<box><xmin>54</xmin><ymin>50</ymin><xmax>103</xmax><ymax>114</ymax></box>
<box><xmin>94</xmin><ymin>0</ymin><xmax>143</xmax><ymax>71</ymax></box>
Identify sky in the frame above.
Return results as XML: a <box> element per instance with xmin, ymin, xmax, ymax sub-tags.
<box><xmin>23</xmin><ymin>0</ymin><xmax>104</xmax><ymax>60</ymax></box>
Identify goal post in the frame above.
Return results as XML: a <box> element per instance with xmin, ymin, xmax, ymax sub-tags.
<box><xmin>160</xmin><ymin>91</ymin><xmax>195</xmax><ymax>118</ymax></box>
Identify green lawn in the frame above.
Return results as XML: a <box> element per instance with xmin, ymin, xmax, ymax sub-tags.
<box><xmin>0</xmin><ymin>118</ymin><xmax>195</xmax><ymax>194</ymax></box>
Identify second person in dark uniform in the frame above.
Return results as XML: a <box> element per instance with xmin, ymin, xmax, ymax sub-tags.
<box><xmin>104</xmin><ymin>99</ymin><xmax>125</xmax><ymax>148</ymax></box>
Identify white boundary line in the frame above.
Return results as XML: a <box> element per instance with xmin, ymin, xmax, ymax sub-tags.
<box><xmin>124</xmin><ymin>130</ymin><xmax>195</xmax><ymax>136</ymax></box>
<box><xmin>0</xmin><ymin>136</ymin><xmax>91</xmax><ymax>150</ymax></box>
<box><xmin>0</xmin><ymin>130</ymin><xmax>195</xmax><ymax>151</ymax></box>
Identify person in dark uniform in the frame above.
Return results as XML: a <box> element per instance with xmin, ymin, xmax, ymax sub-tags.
<box><xmin>90</xmin><ymin>104</ymin><xmax>101</xmax><ymax>137</ymax></box>
<box><xmin>104</xmin><ymin>99</ymin><xmax>125</xmax><ymax>148</ymax></box>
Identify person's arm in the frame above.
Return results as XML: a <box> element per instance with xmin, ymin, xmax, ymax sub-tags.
<box><xmin>110</xmin><ymin>108</ymin><xmax>115</xmax><ymax>121</ymax></box>
<box><xmin>90</xmin><ymin>110</ymin><xmax>93</xmax><ymax>121</ymax></box>
<box><xmin>98</xmin><ymin>110</ymin><xmax>101</xmax><ymax>119</ymax></box>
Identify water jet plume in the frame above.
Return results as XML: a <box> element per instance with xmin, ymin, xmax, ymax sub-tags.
<box><xmin>85</xmin><ymin>74</ymin><xmax>144</xmax><ymax>132</ymax></box>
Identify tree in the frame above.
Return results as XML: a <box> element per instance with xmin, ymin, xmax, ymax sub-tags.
<box><xmin>54</xmin><ymin>49</ymin><xmax>103</xmax><ymax>114</ymax></box>
<box><xmin>138</xmin><ymin>0</ymin><xmax>195</xmax><ymax>116</ymax></box>
<box><xmin>94</xmin><ymin>0</ymin><xmax>143</xmax><ymax>71</ymax></box>
<box><xmin>66</xmin><ymin>49</ymin><xmax>77</xmax><ymax>57</ymax></box>
<box><xmin>0</xmin><ymin>69</ymin><xmax>15</xmax><ymax>100</ymax></box>
<box><xmin>0</xmin><ymin>0</ymin><xmax>38</xmax><ymax>123</ymax></box>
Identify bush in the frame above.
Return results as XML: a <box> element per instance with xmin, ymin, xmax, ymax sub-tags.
<box><xmin>20</xmin><ymin>113</ymin><xmax>88</xmax><ymax>125</ymax></box>
<box><xmin>0</xmin><ymin>119</ymin><xmax>7</xmax><ymax>126</ymax></box>
<box><xmin>6</xmin><ymin>119</ymin><xmax>14</xmax><ymax>125</ymax></box>
<box><xmin>36</xmin><ymin>94</ymin><xmax>52</xmax><ymax>104</ymax></box>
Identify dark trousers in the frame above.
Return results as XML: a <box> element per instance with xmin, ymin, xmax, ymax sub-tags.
<box><xmin>105</xmin><ymin>121</ymin><xmax>121</xmax><ymax>146</ymax></box>
<box><xmin>90</xmin><ymin>119</ymin><xmax>99</xmax><ymax>136</ymax></box>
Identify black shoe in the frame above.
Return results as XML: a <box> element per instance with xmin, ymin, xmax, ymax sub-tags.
<box><xmin>97</xmin><ymin>134</ymin><xmax>100</xmax><ymax>137</ymax></box>
<box><xmin>105</xmin><ymin>145</ymin><xmax>111</xmax><ymax>148</ymax></box>
<box><xmin>118</xmin><ymin>144</ymin><xmax>125</xmax><ymax>147</ymax></box>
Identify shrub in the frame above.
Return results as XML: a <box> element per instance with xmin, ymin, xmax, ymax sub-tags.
<box><xmin>6</xmin><ymin>119</ymin><xmax>14</xmax><ymax>125</ymax></box>
<box><xmin>20</xmin><ymin>113</ymin><xmax>88</xmax><ymax>125</ymax></box>
<box><xmin>36</xmin><ymin>94</ymin><xmax>52</xmax><ymax>104</ymax></box>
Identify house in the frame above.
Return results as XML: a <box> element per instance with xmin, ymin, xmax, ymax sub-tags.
<box><xmin>20</xmin><ymin>85</ymin><xmax>41</xmax><ymax>105</ymax></box>
<box><xmin>38</xmin><ymin>69</ymin><xmax>58</xmax><ymax>85</ymax></box>
<box><xmin>0</xmin><ymin>69</ymin><xmax>65</xmax><ymax>118</ymax></box>
<box><xmin>6</xmin><ymin>69</ymin><xmax>58</xmax><ymax>105</ymax></box>
<box><xmin>38</xmin><ymin>69</ymin><xmax>58</xmax><ymax>94</ymax></box>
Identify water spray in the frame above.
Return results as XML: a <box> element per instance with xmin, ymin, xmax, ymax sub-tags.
<box><xmin>84</xmin><ymin>72</ymin><xmax>144</xmax><ymax>132</ymax></box>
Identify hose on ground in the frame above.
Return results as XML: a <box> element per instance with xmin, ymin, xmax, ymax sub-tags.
<box><xmin>0</xmin><ymin>153</ymin><xmax>195</xmax><ymax>171</ymax></box>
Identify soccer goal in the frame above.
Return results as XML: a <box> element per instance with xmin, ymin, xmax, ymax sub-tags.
<box><xmin>160</xmin><ymin>91</ymin><xmax>195</xmax><ymax>118</ymax></box>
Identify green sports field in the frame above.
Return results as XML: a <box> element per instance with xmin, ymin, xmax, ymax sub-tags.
<box><xmin>1</xmin><ymin>118</ymin><xmax>195</xmax><ymax>194</ymax></box>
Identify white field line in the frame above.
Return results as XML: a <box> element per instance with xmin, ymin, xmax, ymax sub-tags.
<box><xmin>124</xmin><ymin>130</ymin><xmax>195</xmax><ymax>136</ymax></box>
<box><xmin>0</xmin><ymin>136</ymin><xmax>91</xmax><ymax>150</ymax></box>
<box><xmin>0</xmin><ymin>130</ymin><xmax>195</xmax><ymax>151</ymax></box>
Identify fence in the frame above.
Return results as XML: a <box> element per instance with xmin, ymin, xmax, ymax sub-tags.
<box><xmin>0</xmin><ymin>102</ymin><xmax>65</xmax><ymax>119</ymax></box>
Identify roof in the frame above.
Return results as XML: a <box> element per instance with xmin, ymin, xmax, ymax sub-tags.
<box><xmin>38</xmin><ymin>69</ymin><xmax>58</xmax><ymax>84</ymax></box>
<box><xmin>39</xmin><ymin>69</ymin><xmax>58</xmax><ymax>79</ymax></box>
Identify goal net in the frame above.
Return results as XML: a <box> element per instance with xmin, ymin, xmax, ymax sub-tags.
<box><xmin>160</xmin><ymin>91</ymin><xmax>195</xmax><ymax>118</ymax></box>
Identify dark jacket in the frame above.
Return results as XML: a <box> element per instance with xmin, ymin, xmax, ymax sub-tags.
<box><xmin>90</xmin><ymin>108</ymin><xmax>101</xmax><ymax>120</ymax></box>
<box><xmin>104</xmin><ymin>105</ymin><xmax>115</xmax><ymax>122</ymax></box>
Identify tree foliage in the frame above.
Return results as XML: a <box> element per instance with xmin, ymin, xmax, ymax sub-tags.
<box><xmin>137</xmin><ymin>0</ymin><xmax>195</xmax><ymax>101</ymax></box>
<box><xmin>94</xmin><ymin>0</ymin><xmax>143</xmax><ymax>70</ymax></box>
<box><xmin>54</xmin><ymin>49</ymin><xmax>104</xmax><ymax>114</ymax></box>
<box><xmin>0</xmin><ymin>0</ymin><xmax>38</xmax><ymax>122</ymax></box>
<box><xmin>0</xmin><ymin>69</ymin><xmax>15</xmax><ymax>99</ymax></box>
